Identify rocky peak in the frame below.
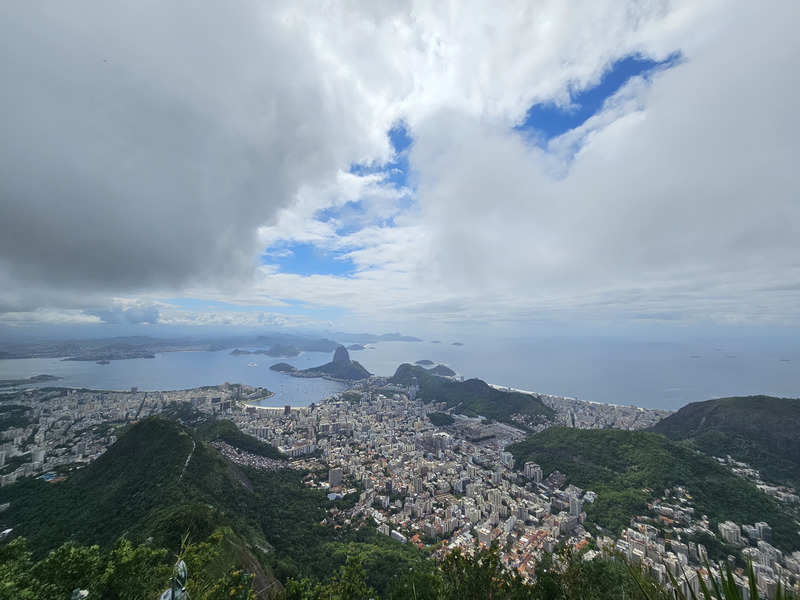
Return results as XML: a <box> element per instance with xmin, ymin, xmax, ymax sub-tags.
<box><xmin>332</xmin><ymin>345</ymin><xmax>350</xmax><ymax>363</ymax></box>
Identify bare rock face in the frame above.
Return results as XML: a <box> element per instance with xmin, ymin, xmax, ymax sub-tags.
<box><xmin>332</xmin><ymin>345</ymin><xmax>350</xmax><ymax>363</ymax></box>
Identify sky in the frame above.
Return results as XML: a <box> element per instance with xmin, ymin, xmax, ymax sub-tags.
<box><xmin>1</xmin><ymin>1</ymin><xmax>799</xmax><ymax>340</ymax></box>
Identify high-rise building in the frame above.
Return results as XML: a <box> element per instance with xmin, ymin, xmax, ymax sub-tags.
<box><xmin>718</xmin><ymin>521</ymin><xmax>742</xmax><ymax>545</ymax></box>
<box><xmin>329</xmin><ymin>467</ymin><xmax>343</xmax><ymax>487</ymax></box>
<box><xmin>524</xmin><ymin>462</ymin><xmax>543</xmax><ymax>483</ymax></box>
<box><xmin>755</xmin><ymin>522</ymin><xmax>773</xmax><ymax>542</ymax></box>
<box><xmin>499</xmin><ymin>451</ymin><xmax>515</xmax><ymax>469</ymax></box>
<box><xmin>410</xmin><ymin>377</ymin><xmax>419</xmax><ymax>399</ymax></box>
<box><xmin>569</xmin><ymin>496</ymin><xmax>582</xmax><ymax>517</ymax></box>
<box><xmin>477</xmin><ymin>527</ymin><xmax>492</xmax><ymax>546</ymax></box>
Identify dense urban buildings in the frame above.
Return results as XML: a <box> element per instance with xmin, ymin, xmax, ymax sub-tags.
<box><xmin>1</xmin><ymin>379</ymin><xmax>798</xmax><ymax>597</ymax></box>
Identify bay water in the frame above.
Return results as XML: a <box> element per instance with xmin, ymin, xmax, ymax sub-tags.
<box><xmin>0</xmin><ymin>335</ymin><xmax>798</xmax><ymax>410</ymax></box>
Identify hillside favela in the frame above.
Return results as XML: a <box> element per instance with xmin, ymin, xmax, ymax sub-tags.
<box><xmin>2</xmin><ymin>1</ymin><xmax>800</xmax><ymax>599</ymax></box>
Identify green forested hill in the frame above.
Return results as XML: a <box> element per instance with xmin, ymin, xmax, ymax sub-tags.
<box><xmin>651</xmin><ymin>395</ymin><xmax>800</xmax><ymax>488</ymax></box>
<box><xmin>390</xmin><ymin>364</ymin><xmax>555</xmax><ymax>427</ymax></box>
<box><xmin>389</xmin><ymin>363</ymin><xmax>443</xmax><ymax>387</ymax></box>
<box><xmin>197</xmin><ymin>417</ymin><xmax>284</xmax><ymax>459</ymax></box>
<box><xmin>507</xmin><ymin>427</ymin><xmax>800</xmax><ymax>550</ymax></box>
<box><xmin>0</xmin><ymin>418</ymin><xmax>425</xmax><ymax>596</ymax></box>
<box><xmin>0</xmin><ymin>418</ymin><xmax>255</xmax><ymax>554</ymax></box>
<box><xmin>1</xmin><ymin>417</ymin><xmax>795</xmax><ymax>598</ymax></box>
<box><xmin>0</xmin><ymin>417</ymin><xmax>280</xmax><ymax>596</ymax></box>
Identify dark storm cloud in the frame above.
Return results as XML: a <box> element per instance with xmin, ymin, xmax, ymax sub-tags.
<box><xmin>0</xmin><ymin>2</ymin><xmax>351</xmax><ymax>308</ymax></box>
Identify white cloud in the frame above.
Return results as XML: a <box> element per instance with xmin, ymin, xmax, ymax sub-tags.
<box><xmin>157</xmin><ymin>309</ymin><xmax>332</xmax><ymax>329</ymax></box>
<box><xmin>0</xmin><ymin>0</ymin><xmax>798</xmax><ymax>333</ymax></box>
<box><xmin>0</xmin><ymin>309</ymin><xmax>102</xmax><ymax>327</ymax></box>
<box><xmin>390</xmin><ymin>0</ymin><xmax>800</xmax><ymax>328</ymax></box>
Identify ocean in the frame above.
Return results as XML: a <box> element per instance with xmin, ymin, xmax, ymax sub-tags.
<box><xmin>352</xmin><ymin>335</ymin><xmax>800</xmax><ymax>410</ymax></box>
<box><xmin>0</xmin><ymin>335</ymin><xmax>798</xmax><ymax>410</ymax></box>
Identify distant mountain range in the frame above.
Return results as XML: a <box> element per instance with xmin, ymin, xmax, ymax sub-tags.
<box><xmin>324</xmin><ymin>331</ymin><xmax>423</xmax><ymax>343</ymax></box>
<box><xmin>0</xmin><ymin>330</ymin><xmax>422</xmax><ymax>361</ymax></box>
<box><xmin>230</xmin><ymin>344</ymin><xmax>301</xmax><ymax>357</ymax></box>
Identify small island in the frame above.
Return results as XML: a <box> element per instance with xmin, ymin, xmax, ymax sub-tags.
<box><xmin>263</xmin><ymin>344</ymin><xmax>300</xmax><ymax>358</ymax></box>
<box><xmin>415</xmin><ymin>359</ymin><xmax>434</xmax><ymax>365</ymax></box>
<box><xmin>269</xmin><ymin>362</ymin><xmax>297</xmax><ymax>373</ymax></box>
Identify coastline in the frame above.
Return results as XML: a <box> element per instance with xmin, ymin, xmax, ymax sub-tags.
<box><xmin>488</xmin><ymin>382</ymin><xmax>663</xmax><ymax>411</ymax></box>
<box><xmin>487</xmin><ymin>382</ymin><xmax>673</xmax><ymax>429</ymax></box>
<box><xmin>2</xmin><ymin>339</ymin><xmax>797</xmax><ymax>410</ymax></box>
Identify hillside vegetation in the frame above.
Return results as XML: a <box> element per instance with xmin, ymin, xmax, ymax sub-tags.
<box><xmin>428</xmin><ymin>412</ymin><xmax>455</xmax><ymax>427</ymax></box>
<box><xmin>507</xmin><ymin>427</ymin><xmax>800</xmax><ymax>550</ymax></box>
<box><xmin>0</xmin><ymin>418</ymin><xmax>425</xmax><ymax>596</ymax></box>
<box><xmin>0</xmin><ymin>533</ymin><xmax>685</xmax><ymax>600</ymax></box>
<box><xmin>651</xmin><ymin>395</ymin><xmax>800</xmax><ymax>488</ymax></box>
<box><xmin>0</xmin><ymin>419</ymin><xmax>259</xmax><ymax>554</ymax></box>
<box><xmin>2</xmin><ymin>413</ymin><xmax>797</xmax><ymax>598</ymax></box>
<box><xmin>197</xmin><ymin>418</ymin><xmax>284</xmax><ymax>459</ymax></box>
<box><xmin>390</xmin><ymin>364</ymin><xmax>555</xmax><ymax>427</ymax></box>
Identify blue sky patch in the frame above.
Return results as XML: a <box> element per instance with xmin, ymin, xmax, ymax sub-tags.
<box><xmin>315</xmin><ymin>202</ymin><xmax>367</xmax><ymax>236</ymax></box>
<box><xmin>265</xmin><ymin>242</ymin><xmax>355</xmax><ymax>277</ymax></box>
<box><xmin>388</xmin><ymin>122</ymin><xmax>412</xmax><ymax>153</ymax></box>
<box><xmin>349</xmin><ymin>121</ymin><xmax>412</xmax><ymax>189</ymax></box>
<box><xmin>517</xmin><ymin>53</ymin><xmax>681</xmax><ymax>141</ymax></box>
